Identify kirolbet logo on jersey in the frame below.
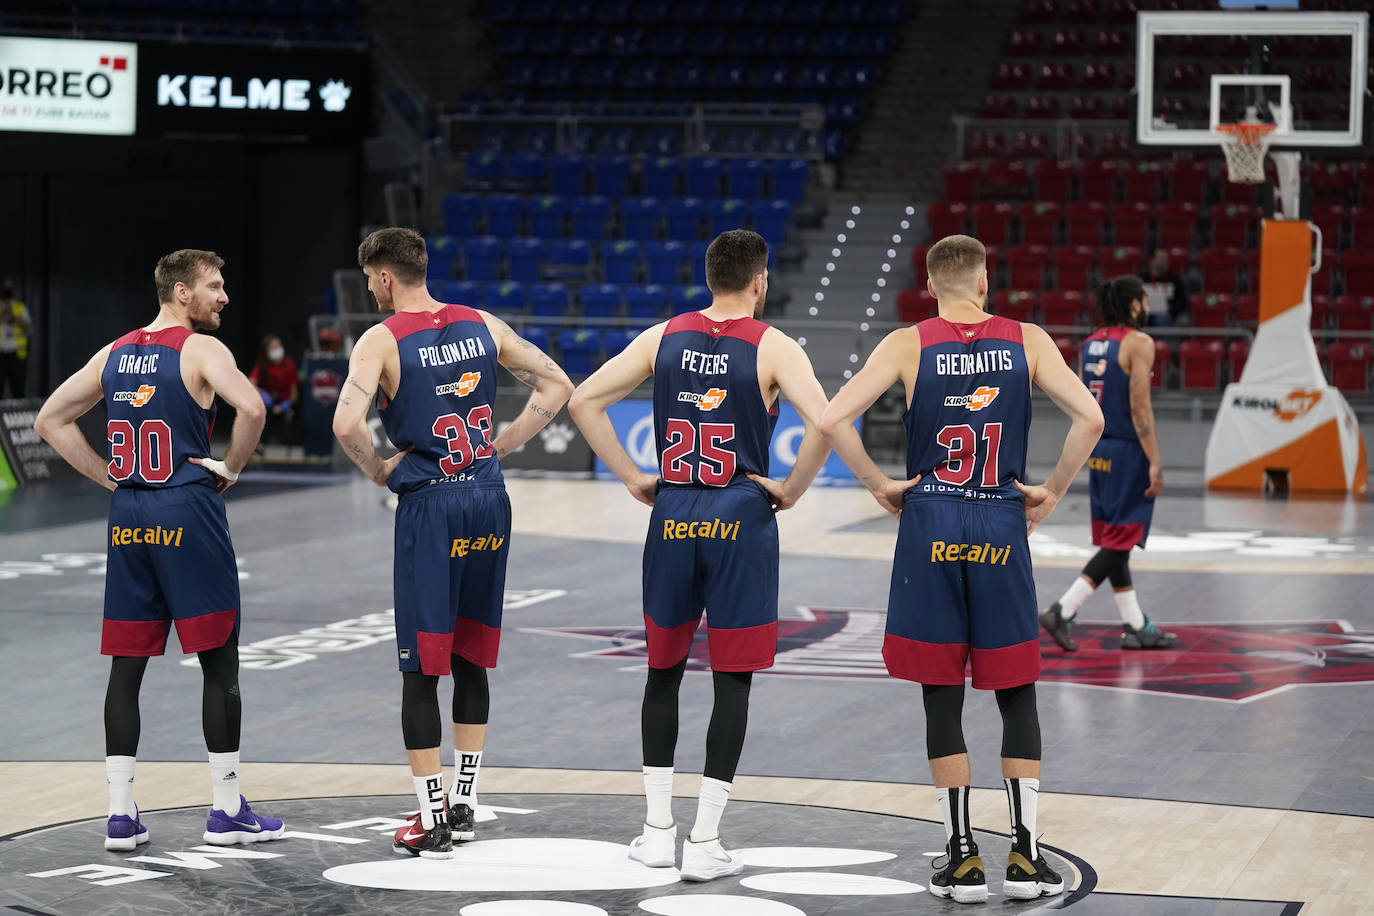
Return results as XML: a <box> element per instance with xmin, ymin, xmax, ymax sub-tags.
<box><xmin>112</xmin><ymin>385</ymin><xmax>156</xmax><ymax>407</ymax></box>
<box><xmin>450</xmin><ymin>533</ymin><xmax>505</xmax><ymax>557</ymax></box>
<box><xmin>929</xmin><ymin>540</ymin><xmax>1012</xmax><ymax>564</ymax></box>
<box><xmin>436</xmin><ymin>371</ymin><xmax>482</xmax><ymax>398</ymax></box>
<box><xmin>677</xmin><ymin>388</ymin><xmax>727</xmax><ymax>410</ymax></box>
<box><xmin>111</xmin><ymin>525</ymin><xmax>183</xmax><ymax>547</ymax></box>
<box><xmin>943</xmin><ymin>386</ymin><xmax>999</xmax><ymax>411</ymax></box>
<box><xmin>1084</xmin><ymin>358</ymin><xmax>1108</xmax><ymax>377</ymax></box>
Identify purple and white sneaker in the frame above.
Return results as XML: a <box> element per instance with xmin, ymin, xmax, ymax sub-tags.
<box><xmin>202</xmin><ymin>796</ymin><xmax>285</xmax><ymax>846</ymax></box>
<box><xmin>105</xmin><ymin>807</ymin><xmax>150</xmax><ymax>851</ymax></box>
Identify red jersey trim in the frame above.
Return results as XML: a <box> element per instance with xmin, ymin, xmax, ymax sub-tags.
<box><xmin>384</xmin><ymin>304</ymin><xmax>485</xmax><ymax>341</ymax></box>
<box><xmin>662</xmin><ymin>311</ymin><xmax>769</xmax><ymax>346</ymax></box>
<box><xmin>111</xmin><ymin>326</ymin><xmax>195</xmax><ymax>353</ymax></box>
<box><xmin>917</xmin><ymin>314</ymin><xmax>1024</xmax><ymax>347</ymax></box>
<box><xmin>1087</xmin><ymin>325</ymin><xmax>1132</xmax><ymax>343</ymax></box>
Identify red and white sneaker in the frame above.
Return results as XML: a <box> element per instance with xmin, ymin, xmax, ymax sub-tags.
<box><xmin>392</xmin><ymin>810</ymin><xmax>453</xmax><ymax>860</ymax></box>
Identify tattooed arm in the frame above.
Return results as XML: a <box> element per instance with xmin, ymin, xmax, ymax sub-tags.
<box><xmin>332</xmin><ymin>324</ymin><xmax>406</xmax><ymax>487</ymax></box>
<box><xmin>1122</xmin><ymin>329</ymin><xmax>1163</xmax><ymax>499</ymax></box>
<box><xmin>482</xmin><ymin>311</ymin><xmax>575</xmax><ymax>459</ymax></box>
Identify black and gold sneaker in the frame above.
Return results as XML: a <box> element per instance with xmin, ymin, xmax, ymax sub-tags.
<box><xmin>1003</xmin><ymin>844</ymin><xmax>1066</xmax><ymax>900</ymax></box>
<box><xmin>928</xmin><ymin>837</ymin><xmax>989</xmax><ymax>904</ymax></box>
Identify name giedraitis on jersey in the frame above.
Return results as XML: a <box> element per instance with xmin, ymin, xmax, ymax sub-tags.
<box><xmin>934</xmin><ymin>349</ymin><xmax>1015</xmax><ymax>376</ymax></box>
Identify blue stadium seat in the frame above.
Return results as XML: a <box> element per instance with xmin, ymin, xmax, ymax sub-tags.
<box><xmin>442</xmin><ymin>193</ymin><xmax>483</xmax><ymax>237</ymax></box>
<box><xmin>798</xmin><ymin>61</ymin><xmax>834</xmax><ymax>91</ymax></box>
<box><xmin>547</xmin><ymin>239</ymin><xmax>592</xmax><ymax>278</ymax></box>
<box><xmin>571</xmin><ymin>195</ymin><xmax>614</xmax><ymax>240</ymax></box>
<box><xmin>643</xmin><ymin>156</ymin><xmax>680</xmax><ymax>197</ymax></box>
<box><xmin>580</xmin><ymin>283</ymin><xmax>623</xmax><ymax>318</ymax></box>
<box><xmin>752</xmin><ymin>200</ymin><xmax>792</xmax><ymax>247</ymax></box>
<box><xmin>505</xmin><ymin>153</ymin><xmax>548</xmax><ymax>191</ymax></box>
<box><xmin>600</xmin><ymin>239</ymin><xmax>642</xmax><ymax>284</ymax></box>
<box><xmin>426</xmin><ymin>234</ymin><xmax>460</xmax><ymax>280</ymax></box>
<box><xmin>727</xmin><ymin>158</ymin><xmax>767</xmax><ymax>199</ymax></box>
<box><xmin>645</xmin><ymin>240</ymin><xmax>686</xmax><ymax>285</ymax></box>
<box><xmin>826</xmin><ymin>96</ymin><xmax>862</xmax><ymax>126</ymax></box>
<box><xmin>502</xmin><ymin>60</ymin><xmax>537</xmax><ymax>88</ymax></box>
<box><xmin>665</xmin><ymin>197</ymin><xmax>705</xmax><ymax>240</ymax></box>
<box><xmin>837</xmin><ymin>62</ymin><xmax>876</xmax><ymax>91</ymax></box>
<box><xmin>591</xmin><ymin>155</ymin><xmax>632</xmax><ymax>197</ymax></box>
<box><xmin>641</xmin><ymin>127</ymin><xmax>682</xmax><ymax>156</ymax></box>
<box><xmin>557</xmin><ymin>329</ymin><xmax>602</xmax><ymax>376</ymax></box>
<box><xmin>464</xmin><ymin>151</ymin><xmax>504</xmax><ymax>189</ymax></box>
<box><xmin>487</xmin><ymin>280</ymin><xmax>528</xmax><ymax>313</ymax></box>
<box><xmin>815</xmin><ymin>27</ymin><xmax>853</xmax><ymax>55</ymax></box>
<box><xmin>626</xmin><ymin>283</ymin><xmax>668</xmax><ymax>322</ymax></box>
<box><xmin>439</xmin><ymin>280</ymin><xmax>482</xmax><ymax>306</ymax></box>
<box><xmin>671</xmin><ymin>284</ymin><xmax>710</xmax><ymax>315</ymax></box>
<box><xmin>507</xmin><ymin>237</ymin><xmax>546</xmax><ymax>283</ymax></box>
<box><xmin>527</xmin><ymin>194</ymin><xmax>569</xmax><ymax>238</ymax></box>
<box><xmin>521</xmin><ymin>325</ymin><xmax>551</xmax><ymax>354</ymax></box>
<box><xmin>529</xmin><ymin>282</ymin><xmax>571</xmax><ymax>318</ymax></box>
<box><xmin>774</xmin><ymin>27</ymin><xmax>810</xmax><ymax>56</ymax></box>
<box><xmin>684</xmin><ymin>157</ymin><xmax>723</xmax><ymax>198</ymax></box>
<box><xmin>462</xmin><ymin>236</ymin><xmax>503</xmax><ymax>282</ymax></box>
<box><xmin>825</xmin><ymin>129</ymin><xmax>845</xmax><ymax>160</ymax></box>
<box><xmin>708</xmin><ymin>198</ymin><xmax>749</xmax><ymax>236</ymax></box>
<box><xmin>708</xmin><ymin>59</ymin><xmax>747</xmax><ymax>91</ymax></box>
<box><xmin>494</xmin><ymin>25</ymin><xmax>527</xmax><ymax>54</ymax></box>
<box><xmin>620</xmin><ymin>197</ymin><xmax>661</xmax><ymax>241</ymax></box>
<box><xmin>581</xmin><ymin>59</ymin><xmax>620</xmax><ymax>88</ymax></box>
<box><xmin>597</xmin><ymin>127</ymin><xmax>637</xmax><ymax>155</ymax></box>
<box><xmin>771</xmin><ymin>158</ymin><xmax>809</xmax><ymax>201</ymax></box>
<box><xmin>604</xmin><ymin>328</ymin><xmax>635</xmax><ymax>357</ymax></box>
<box><xmin>551</xmin><ymin>154</ymin><xmax>589</xmax><ymax>196</ymax></box>
<box><xmin>666</xmin><ymin>58</ymin><xmax>706</xmax><ymax>90</ymax></box>
<box><xmin>689</xmin><ymin>241</ymin><xmax>709</xmax><ymax>286</ymax></box>
<box><xmin>485</xmin><ymin>194</ymin><xmax>525</xmax><ymax>237</ymax></box>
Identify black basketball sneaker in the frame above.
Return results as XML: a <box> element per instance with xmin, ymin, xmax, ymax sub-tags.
<box><xmin>448</xmin><ymin>802</ymin><xmax>476</xmax><ymax>842</ymax></box>
<box><xmin>393</xmin><ymin>810</ymin><xmax>453</xmax><ymax>859</ymax></box>
<box><xmin>1039</xmin><ymin>601</ymin><xmax>1078</xmax><ymax>651</ymax></box>
<box><xmin>1121</xmin><ymin>614</ymin><xmax>1179</xmax><ymax>649</ymax></box>
<box><xmin>1003</xmin><ymin>842</ymin><xmax>1066</xmax><ymax>900</ymax></box>
<box><xmin>928</xmin><ymin>836</ymin><xmax>989</xmax><ymax>904</ymax></box>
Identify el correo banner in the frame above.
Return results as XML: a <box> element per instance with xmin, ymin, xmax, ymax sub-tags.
<box><xmin>0</xmin><ymin>36</ymin><xmax>138</xmax><ymax>135</ymax></box>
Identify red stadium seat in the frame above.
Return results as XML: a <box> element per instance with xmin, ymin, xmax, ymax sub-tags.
<box><xmin>992</xmin><ymin>62</ymin><xmax>1033</xmax><ymax>89</ymax></box>
<box><xmin>984</xmin><ymin>244</ymin><xmax>1003</xmax><ymax>285</ymax></box>
<box><xmin>1200</xmin><ymin>247</ymin><xmax>1243</xmax><ymax>294</ymax></box>
<box><xmin>1008</xmin><ymin>244</ymin><xmax>1050</xmax><ymax>290</ymax></box>
<box><xmin>993</xmin><ymin>289</ymin><xmax>1039</xmax><ymax>323</ymax></box>
<box><xmin>1157</xmin><ymin>202</ymin><xmax>1198</xmax><ymax>249</ymax></box>
<box><xmin>1311</xmin><ymin>203</ymin><xmax>1346</xmax><ymax>251</ymax></box>
<box><xmin>1333</xmin><ymin>294</ymin><xmax>1374</xmax><ymax>331</ymax></box>
<box><xmin>1227</xmin><ymin>339</ymin><xmax>1249</xmax><ymax>381</ymax></box>
<box><xmin>896</xmin><ymin>286</ymin><xmax>936</xmax><ymax>323</ymax></box>
<box><xmin>1112</xmin><ymin>201</ymin><xmax>1151</xmax><ymax>247</ymax></box>
<box><xmin>1221</xmin><ymin>178</ymin><xmax>1258</xmax><ymax>208</ymax></box>
<box><xmin>1054</xmin><ymin>246</ymin><xmax>1097</xmax><ymax>292</ymax></box>
<box><xmin>1033</xmin><ymin>160</ymin><xmax>1074</xmax><ymax>202</ymax></box>
<box><xmin>1168</xmin><ymin>160</ymin><xmax>1211</xmax><ymax>202</ymax></box>
<box><xmin>1121</xmin><ymin>162</ymin><xmax>1163</xmax><ymax>202</ymax></box>
<box><xmin>1092</xmin><ymin>29</ymin><xmax>1129</xmax><ymax>55</ymax></box>
<box><xmin>1357</xmin><ymin>163</ymin><xmax>1374</xmax><ymax>205</ymax></box>
<box><xmin>1180</xmin><ymin>339</ymin><xmax>1224</xmax><ymax>391</ymax></box>
<box><xmin>1036</xmin><ymin>63</ymin><xmax>1075</xmax><ymax>89</ymax></box>
<box><xmin>944</xmin><ymin>161</ymin><xmax>980</xmax><ymax>202</ymax></box>
<box><xmin>1100</xmin><ymin>245</ymin><xmax>1142</xmax><ymax>278</ymax></box>
<box><xmin>1020</xmin><ymin>201</ymin><xmax>1061</xmax><ymax>246</ymax></box>
<box><xmin>927</xmin><ymin>201</ymin><xmax>969</xmax><ymax>240</ymax></box>
<box><xmin>1070</xmin><ymin>95</ymin><xmax>1106</xmax><ymax>120</ymax></box>
<box><xmin>1342</xmin><ymin>249</ymin><xmax>1374</xmax><ymax>295</ymax></box>
<box><xmin>1191</xmin><ymin>292</ymin><xmax>1233</xmax><ymax>328</ymax></box>
<box><xmin>910</xmin><ymin>243</ymin><xmax>929</xmax><ymax>289</ymax></box>
<box><xmin>1106</xmin><ymin>0</ymin><xmax>1137</xmax><ymax>24</ymax></box>
<box><xmin>1311</xmin><ymin>294</ymin><xmax>1332</xmax><ymax>332</ymax></box>
<box><xmin>967</xmin><ymin>131</ymin><xmax>1007</xmax><ymax>158</ymax></box>
<box><xmin>1065</xmin><ymin>201</ymin><xmax>1107</xmax><ymax>246</ymax></box>
<box><xmin>1048</xmin><ymin>30</ymin><xmax>1085</xmax><ymax>56</ymax></box>
<box><xmin>974</xmin><ymin>201</ymin><xmax>1015</xmax><ymax>246</ymax></box>
<box><xmin>1097</xmin><ymin>132</ymin><xmax>1133</xmax><ymax>158</ymax></box>
<box><xmin>980</xmin><ymin>94</ymin><xmax>1021</xmax><ymax>118</ymax></box>
<box><xmin>1348</xmin><ymin>205</ymin><xmax>1374</xmax><ymax>249</ymax></box>
<box><xmin>1012</xmin><ymin>130</ymin><xmax>1053</xmax><ymax>158</ymax></box>
<box><xmin>1024</xmin><ymin>96</ymin><xmax>1061</xmax><ymax>119</ymax></box>
<box><xmin>1042</xmin><ymin>289</ymin><xmax>1086</xmax><ymax>326</ymax></box>
<box><xmin>1233</xmin><ymin>293</ymin><xmax>1258</xmax><ymax>325</ymax></box>
<box><xmin>1308</xmin><ymin>162</ymin><xmax>1352</xmax><ymax>200</ymax></box>
<box><xmin>1327</xmin><ymin>342</ymin><xmax>1372</xmax><ymax>392</ymax></box>
<box><xmin>1078</xmin><ymin>160</ymin><xmax>1120</xmax><ymax>202</ymax></box>
<box><xmin>984</xmin><ymin>160</ymin><xmax>1030</xmax><ymax>199</ymax></box>
<box><xmin>1021</xmin><ymin>0</ymin><xmax>1057</xmax><ymax>23</ymax></box>
<box><xmin>1064</xmin><ymin>0</ymin><xmax>1099</xmax><ymax>22</ymax></box>
<box><xmin>1053</xmin><ymin>335</ymin><xmax>1077</xmax><ymax>367</ymax></box>
<box><xmin>1004</xmin><ymin>30</ymin><xmax>1042</xmax><ymax>56</ymax></box>
<box><xmin>1152</xmin><ymin>339</ymin><xmax>1171</xmax><ymax>389</ymax></box>
<box><xmin>1079</xmin><ymin>61</ymin><xmax>1117</xmax><ymax>87</ymax></box>
<box><xmin>1210</xmin><ymin>204</ymin><xmax>1254</xmax><ymax>248</ymax></box>
<box><xmin>1314</xmin><ymin>248</ymin><xmax>1337</xmax><ymax>298</ymax></box>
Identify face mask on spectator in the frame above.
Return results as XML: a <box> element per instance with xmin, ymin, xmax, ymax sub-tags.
<box><xmin>269</xmin><ymin>347</ymin><xmax>284</xmax><ymax>362</ymax></box>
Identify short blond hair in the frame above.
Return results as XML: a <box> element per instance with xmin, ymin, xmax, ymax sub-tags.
<box><xmin>926</xmin><ymin>235</ymin><xmax>986</xmax><ymax>293</ymax></box>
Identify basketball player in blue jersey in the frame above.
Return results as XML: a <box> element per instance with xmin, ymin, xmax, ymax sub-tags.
<box><xmin>821</xmin><ymin>235</ymin><xmax>1103</xmax><ymax>903</ymax></box>
<box><xmin>569</xmin><ymin>229</ymin><xmax>831</xmax><ymax>882</ymax></box>
<box><xmin>1040</xmin><ymin>275</ymin><xmax>1177</xmax><ymax>651</ymax></box>
<box><xmin>34</xmin><ymin>249</ymin><xmax>285</xmax><ymax>851</ymax></box>
<box><xmin>332</xmin><ymin>228</ymin><xmax>574</xmax><ymax>859</ymax></box>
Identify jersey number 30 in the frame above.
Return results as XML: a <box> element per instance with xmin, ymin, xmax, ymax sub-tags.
<box><xmin>108</xmin><ymin>419</ymin><xmax>173</xmax><ymax>483</ymax></box>
<box><xmin>934</xmin><ymin>422</ymin><xmax>1002</xmax><ymax>487</ymax></box>
<box><xmin>661</xmin><ymin>418</ymin><xmax>737</xmax><ymax>486</ymax></box>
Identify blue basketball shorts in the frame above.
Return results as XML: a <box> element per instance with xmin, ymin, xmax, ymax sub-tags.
<box><xmin>884</xmin><ymin>495</ymin><xmax>1039</xmax><ymax>690</ymax></box>
<box><xmin>103</xmin><ymin>483</ymin><xmax>240</xmax><ymax>657</ymax></box>
<box><xmin>642</xmin><ymin>481</ymin><xmax>778</xmax><ymax>672</ymax></box>
<box><xmin>394</xmin><ymin>482</ymin><xmax>511</xmax><ymax>674</ymax></box>
<box><xmin>1089</xmin><ymin>436</ymin><xmax>1155</xmax><ymax>550</ymax></box>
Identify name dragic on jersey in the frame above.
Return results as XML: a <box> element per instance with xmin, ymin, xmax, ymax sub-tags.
<box><xmin>1080</xmin><ymin>326</ymin><xmax>1136</xmax><ymax>441</ymax></box>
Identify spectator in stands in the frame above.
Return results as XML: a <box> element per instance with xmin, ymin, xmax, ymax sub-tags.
<box><xmin>0</xmin><ymin>277</ymin><xmax>32</xmax><ymax>398</ymax></box>
<box><xmin>249</xmin><ymin>334</ymin><xmax>299</xmax><ymax>447</ymax></box>
<box><xmin>1140</xmin><ymin>249</ymin><xmax>1189</xmax><ymax>327</ymax></box>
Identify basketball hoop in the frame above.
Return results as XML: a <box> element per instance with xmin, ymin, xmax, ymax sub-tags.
<box><xmin>1216</xmin><ymin>122</ymin><xmax>1276</xmax><ymax>184</ymax></box>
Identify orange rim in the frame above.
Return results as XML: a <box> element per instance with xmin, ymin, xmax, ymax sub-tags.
<box><xmin>1216</xmin><ymin>122</ymin><xmax>1277</xmax><ymax>145</ymax></box>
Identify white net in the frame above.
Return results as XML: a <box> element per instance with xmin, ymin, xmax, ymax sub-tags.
<box><xmin>1217</xmin><ymin>123</ymin><xmax>1275</xmax><ymax>184</ymax></box>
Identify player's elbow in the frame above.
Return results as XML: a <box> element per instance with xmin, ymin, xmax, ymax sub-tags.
<box><xmin>818</xmin><ymin>404</ymin><xmax>847</xmax><ymax>441</ymax></box>
<box><xmin>32</xmin><ymin>407</ymin><xmax>56</xmax><ymax>443</ymax></box>
<box><xmin>548</xmin><ymin>373</ymin><xmax>576</xmax><ymax>405</ymax></box>
<box><xmin>1083</xmin><ymin>403</ymin><xmax>1106</xmax><ymax>437</ymax></box>
<box><xmin>239</xmin><ymin>397</ymin><xmax>267</xmax><ymax>426</ymax></box>
<box><xmin>567</xmin><ymin>385</ymin><xmax>594</xmax><ymax>420</ymax></box>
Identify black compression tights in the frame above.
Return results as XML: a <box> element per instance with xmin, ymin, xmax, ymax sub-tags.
<box><xmin>921</xmin><ymin>682</ymin><xmax>1042</xmax><ymax>761</ymax></box>
<box><xmin>1082</xmin><ymin>547</ymin><xmax>1133</xmax><ymax>589</ymax></box>
<box><xmin>400</xmin><ymin>655</ymin><xmax>492</xmax><ymax>751</ymax></box>
<box><xmin>641</xmin><ymin>659</ymin><xmax>754</xmax><ymax>783</ymax></box>
<box><xmin>104</xmin><ymin>636</ymin><xmax>241</xmax><ymax>757</ymax></box>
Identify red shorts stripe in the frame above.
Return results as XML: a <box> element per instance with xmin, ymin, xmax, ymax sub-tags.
<box><xmin>173</xmin><ymin>608</ymin><xmax>237</xmax><ymax>654</ymax></box>
<box><xmin>882</xmin><ymin>633</ymin><xmax>968</xmax><ymax>684</ymax></box>
<box><xmin>969</xmin><ymin>639</ymin><xmax>1040</xmax><ymax>689</ymax></box>
<box><xmin>645</xmin><ymin>613</ymin><xmax>700</xmax><ymax>668</ymax></box>
<box><xmin>417</xmin><ymin>630</ymin><xmax>455</xmax><ymax>675</ymax></box>
<box><xmin>454</xmin><ymin>617</ymin><xmax>501</xmax><ymax>669</ymax></box>
<box><xmin>101</xmin><ymin>618</ymin><xmax>171</xmax><ymax>657</ymax></box>
<box><xmin>1092</xmin><ymin>520</ymin><xmax>1145</xmax><ymax>550</ymax></box>
<box><xmin>706</xmin><ymin>621</ymin><xmax>777</xmax><ymax>671</ymax></box>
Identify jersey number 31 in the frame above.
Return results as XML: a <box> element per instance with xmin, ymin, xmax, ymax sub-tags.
<box><xmin>934</xmin><ymin>422</ymin><xmax>1002</xmax><ymax>487</ymax></box>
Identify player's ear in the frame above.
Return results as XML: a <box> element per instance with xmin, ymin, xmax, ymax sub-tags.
<box><xmin>927</xmin><ymin>277</ymin><xmax>938</xmax><ymax>299</ymax></box>
<box><xmin>977</xmin><ymin>270</ymin><xmax>989</xmax><ymax>297</ymax></box>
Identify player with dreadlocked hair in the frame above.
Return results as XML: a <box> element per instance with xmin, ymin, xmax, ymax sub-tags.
<box><xmin>1040</xmin><ymin>275</ymin><xmax>1178</xmax><ymax>651</ymax></box>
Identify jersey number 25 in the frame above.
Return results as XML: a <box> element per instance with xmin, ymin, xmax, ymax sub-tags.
<box><xmin>661</xmin><ymin>418</ymin><xmax>737</xmax><ymax>486</ymax></box>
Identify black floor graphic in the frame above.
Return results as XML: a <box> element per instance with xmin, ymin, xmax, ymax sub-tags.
<box><xmin>3</xmin><ymin>793</ymin><xmax>1097</xmax><ymax>915</ymax></box>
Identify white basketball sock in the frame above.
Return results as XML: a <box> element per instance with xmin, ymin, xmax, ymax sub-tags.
<box><xmin>936</xmin><ymin>785</ymin><xmax>974</xmax><ymax>856</ymax></box>
<box><xmin>643</xmin><ymin>765</ymin><xmax>674</xmax><ymax>829</ymax></box>
<box><xmin>689</xmin><ymin>776</ymin><xmax>732</xmax><ymax>843</ymax></box>
<box><xmin>106</xmin><ymin>756</ymin><xmax>136</xmax><ymax>817</ymax></box>
<box><xmin>208</xmin><ymin>751</ymin><xmax>241</xmax><ymax>816</ymax></box>
<box><xmin>1057</xmin><ymin>577</ymin><xmax>1095</xmax><ymax>620</ymax></box>
<box><xmin>1004</xmin><ymin>777</ymin><xmax>1040</xmax><ymax>859</ymax></box>
<box><xmin>1114</xmin><ymin>588</ymin><xmax>1146</xmax><ymax>629</ymax></box>
<box><xmin>449</xmin><ymin>749</ymin><xmax>482</xmax><ymax>810</ymax></box>
<box><xmin>413</xmin><ymin>773</ymin><xmax>445</xmax><ymax>830</ymax></box>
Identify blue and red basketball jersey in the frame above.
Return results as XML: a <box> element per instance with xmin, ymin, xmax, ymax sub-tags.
<box><xmin>378</xmin><ymin>305</ymin><xmax>503</xmax><ymax>495</ymax></box>
<box><xmin>905</xmin><ymin>316</ymin><xmax>1030</xmax><ymax>502</ymax></box>
<box><xmin>652</xmin><ymin>312</ymin><xmax>778</xmax><ymax>488</ymax></box>
<box><xmin>1080</xmin><ymin>326</ymin><xmax>1136</xmax><ymax>441</ymax></box>
<box><xmin>101</xmin><ymin>326</ymin><xmax>215</xmax><ymax>489</ymax></box>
